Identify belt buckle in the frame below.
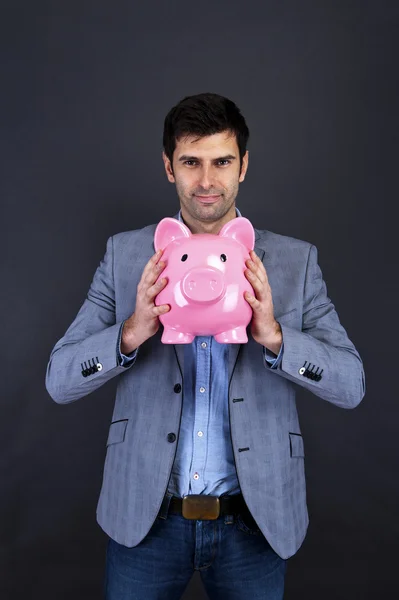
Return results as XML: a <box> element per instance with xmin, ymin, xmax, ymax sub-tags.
<box><xmin>182</xmin><ymin>495</ymin><xmax>220</xmax><ymax>520</ymax></box>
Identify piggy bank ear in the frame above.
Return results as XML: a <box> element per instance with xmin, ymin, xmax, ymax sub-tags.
<box><xmin>219</xmin><ymin>217</ymin><xmax>255</xmax><ymax>250</ymax></box>
<box><xmin>154</xmin><ymin>217</ymin><xmax>192</xmax><ymax>251</ymax></box>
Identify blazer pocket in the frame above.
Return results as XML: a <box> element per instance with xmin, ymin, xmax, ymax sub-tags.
<box><xmin>275</xmin><ymin>308</ymin><xmax>298</xmax><ymax>323</ymax></box>
<box><xmin>289</xmin><ymin>432</ymin><xmax>305</xmax><ymax>458</ymax></box>
<box><xmin>106</xmin><ymin>419</ymin><xmax>128</xmax><ymax>447</ymax></box>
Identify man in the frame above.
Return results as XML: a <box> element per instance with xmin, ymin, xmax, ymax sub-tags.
<box><xmin>45</xmin><ymin>93</ymin><xmax>366</xmax><ymax>600</ymax></box>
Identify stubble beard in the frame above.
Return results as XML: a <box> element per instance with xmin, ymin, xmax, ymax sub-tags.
<box><xmin>177</xmin><ymin>181</ymin><xmax>239</xmax><ymax>223</ymax></box>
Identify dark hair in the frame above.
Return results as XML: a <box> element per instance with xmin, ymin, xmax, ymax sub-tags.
<box><xmin>163</xmin><ymin>93</ymin><xmax>249</xmax><ymax>173</ymax></box>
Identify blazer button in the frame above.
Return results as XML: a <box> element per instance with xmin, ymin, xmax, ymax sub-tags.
<box><xmin>167</xmin><ymin>433</ymin><xmax>176</xmax><ymax>443</ymax></box>
<box><xmin>174</xmin><ymin>383</ymin><xmax>182</xmax><ymax>393</ymax></box>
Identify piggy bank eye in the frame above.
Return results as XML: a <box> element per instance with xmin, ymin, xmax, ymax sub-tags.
<box><xmin>220</xmin><ymin>254</ymin><xmax>227</xmax><ymax>262</ymax></box>
<box><xmin>181</xmin><ymin>254</ymin><xmax>188</xmax><ymax>262</ymax></box>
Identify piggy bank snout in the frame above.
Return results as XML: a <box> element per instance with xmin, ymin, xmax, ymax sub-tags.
<box><xmin>181</xmin><ymin>267</ymin><xmax>225</xmax><ymax>303</ymax></box>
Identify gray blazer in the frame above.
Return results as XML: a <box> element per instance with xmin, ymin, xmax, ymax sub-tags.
<box><xmin>45</xmin><ymin>218</ymin><xmax>365</xmax><ymax>559</ymax></box>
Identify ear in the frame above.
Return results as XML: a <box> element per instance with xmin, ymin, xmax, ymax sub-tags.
<box><xmin>218</xmin><ymin>217</ymin><xmax>255</xmax><ymax>250</ymax></box>
<box><xmin>162</xmin><ymin>151</ymin><xmax>175</xmax><ymax>183</ymax></box>
<box><xmin>154</xmin><ymin>217</ymin><xmax>192</xmax><ymax>251</ymax></box>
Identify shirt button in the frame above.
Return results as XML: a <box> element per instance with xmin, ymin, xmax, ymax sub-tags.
<box><xmin>197</xmin><ymin>431</ymin><xmax>203</xmax><ymax>437</ymax></box>
<box><xmin>201</xmin><ymin>342</ymin><xmax>207</xmax><ymax>348</ymax></box>
<box><xmin>167</xmin><ymin>433</ymin><xmax>176</xmax><ymax>443</ymax></box>
<box><xmin>199</xmin><ymin>387</ymin><xmax>205</xmax><ymax>393</ymax></box>
<box><xmin>174</xmin><ymin>383</ymin><xmax>182</xmax><ymax>393</ymax></box>
<box><xmin>193</xmin><ymin>473</ymin><xmax>199</xmax><ymax>480</ymax></box>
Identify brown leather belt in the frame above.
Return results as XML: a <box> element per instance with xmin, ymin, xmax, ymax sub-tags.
<box><xmin>167</xmin><ymin>493</ymin><xmax>247</xmax><ymax>520</ymax></box>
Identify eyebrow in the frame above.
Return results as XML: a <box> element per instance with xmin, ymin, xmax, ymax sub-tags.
<box><xmin>177</xmin><ymin>154</ymin><xmax>237</xmax><ymax>162</ymax></box>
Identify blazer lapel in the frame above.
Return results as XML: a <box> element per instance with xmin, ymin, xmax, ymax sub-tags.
<box><xmin>173</xmin><ymin>344</ymin><xmax>185</xmax><ymax>379</ymax></box>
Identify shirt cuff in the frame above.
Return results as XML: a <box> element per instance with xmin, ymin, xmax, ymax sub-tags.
<box><xmin>117</xmin><ymin>320</ymin><xmax>139</xmax><ymax>367</ymax></box>
<box><xmin>263</xmin><ymin>341</ymin><xmax>284</xmax><ymax>369</ymax></box>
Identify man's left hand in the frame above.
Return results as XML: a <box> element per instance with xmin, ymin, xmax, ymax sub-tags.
<box><xmin>244</xmin><ymin>250</ymin><xmax>282</xmax><ymax>355</ymax></box>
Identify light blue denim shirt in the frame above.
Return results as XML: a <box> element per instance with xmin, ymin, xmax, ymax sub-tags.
<box><xmin>116</xmin><ymin>208</ymin><xmax>284</xmax><ymax>497</ymax></box>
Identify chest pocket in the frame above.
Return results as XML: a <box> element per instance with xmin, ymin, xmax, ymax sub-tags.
<box><xmin>106</xmin><ymin>419</ymin><xmax>128</xmax><ymax>446</ymax></box>
<box><xmin>289</xmin><ymin>432</ymin><xmax>304</xmax><ymax>458</ymax></box>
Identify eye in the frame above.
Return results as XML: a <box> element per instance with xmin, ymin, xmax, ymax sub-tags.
<box><xmin>220</xmin><ymin>254</ymin><xmax>227</xmax><ymax>262</ymax></box>
<box><xmin>181</xmin><ymin>254</ymin><xmax>188</xmax><ymax>261</ymax></box>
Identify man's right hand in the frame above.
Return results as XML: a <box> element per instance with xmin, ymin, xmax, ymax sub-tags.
<box><xmin>120</xmin><ymin>249</ymin><xmax>170</xmax><ymax>354</ymax></box>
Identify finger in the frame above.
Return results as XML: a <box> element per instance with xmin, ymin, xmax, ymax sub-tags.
<box><xmin>250</xmin><ymin>251</ymin><xmax>268</xmax><ymax>278</ymax></box>
<box><xmin>141</xmin><ymin>249</ymin><xmax>164</xmax><ymax>280</ymax></box>
<box><xmin>250</xmin><ymin>250</ymin><xmax>261</xmax><ymax>263</ymax></box>
<box><xmin>244</xmin><ymin>290</ymin><xmax>262</xmax><ymax>310</ymax></box>
<box><xmin>147</xmin><ymin>276</ymin><xmax>168</xmax><ymax>299</ymax></box>
<box><xmin>246</xmin><ymin>256</ymin><xmax>266</xmax><ymax>284</ymax></box>
<box><xmin>151</xmin><ymin>304</ymin><xmax>170</xmax><ymax>316</ymax></box>
<box><xmin>144</xmin><ymin>260</ymin><xmax>167</xmax><ymax>288</ymax></box>
<box><xmin>245</xmin><ymin>269</ymin><xmax>266</xmax><ymax>300</ymax></box>
<box><xmin>148</xmin><ymin>248</ymin><xmax>164</xmax><ymax>270</ymax></box>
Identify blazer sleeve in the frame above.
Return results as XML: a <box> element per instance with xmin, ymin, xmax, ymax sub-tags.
<box><xmin>264</xmin><ymin>244</ymin><xmax>366</xmax><ymax>409</ymax></box>
<box><xmin>45</xmin><ymin>236</ymin><xmax>138</xmax><ymax>405</ymax></box>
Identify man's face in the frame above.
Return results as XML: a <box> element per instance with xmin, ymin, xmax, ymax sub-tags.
<box><xmin>162</xmin><ymin>131</ymin><xmax>248</xmax><ymax>228</ymax></box>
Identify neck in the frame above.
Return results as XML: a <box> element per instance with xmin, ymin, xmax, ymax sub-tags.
<box><xmin>180</xmin><ymin>205</ymin><xmax>237</xmax><ymax>235</ymax></box>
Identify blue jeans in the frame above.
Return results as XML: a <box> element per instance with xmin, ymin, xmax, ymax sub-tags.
<box><xmin>104</xmin><ymin>494</ymin><xmax>287</xmax><ymax>599</ymax></box>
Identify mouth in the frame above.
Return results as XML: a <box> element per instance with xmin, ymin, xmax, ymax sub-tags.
<box><xmin>194</xmin><ymin>194</ymin><xmax>221</xmax><ymax>203</ymax></box>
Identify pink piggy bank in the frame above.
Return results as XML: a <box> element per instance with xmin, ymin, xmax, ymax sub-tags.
<box><xmin>153</xmin><ymin>216</ymin><xmax>256</xmax><ymax>344</ymax></box>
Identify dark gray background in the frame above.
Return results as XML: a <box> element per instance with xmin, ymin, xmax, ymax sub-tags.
<box><xmin>1</xmin><ymin>1</ymin><xmax>397</xmax><ymax>598</ymax></box>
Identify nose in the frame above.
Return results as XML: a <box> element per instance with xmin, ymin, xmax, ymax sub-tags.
<box><xmin>197</xmin><ymin>165</ymin><xmax>214</xmax><ymax>190</ymax></box>
<box><xmin>181</xmin><ymin>267</ymin><xmax>225</xmax><ymax>303</ymax></box>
